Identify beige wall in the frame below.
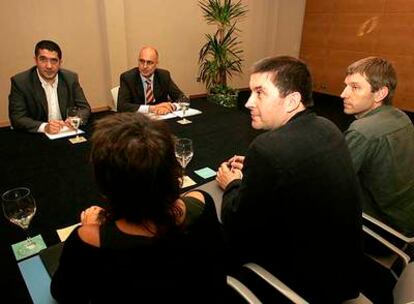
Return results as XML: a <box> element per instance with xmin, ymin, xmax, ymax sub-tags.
<box><xmin>0</xmin><ymin>0</ymin><xmax>305</xmax><ymax>125</ymax></box>
<box><xmin>300</xmin><ymin>0</ymin><xmax>414</xmax><ymax>111</ymax></box>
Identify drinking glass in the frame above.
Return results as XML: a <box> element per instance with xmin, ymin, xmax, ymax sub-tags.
<box><xmin>175</xmin><ymin>138</ymin><xmax>194</xmax><ymax>176</ymax></box>
<box><xmin>67</xmin><ymin>106</ymin><xmax>81</xmax><ymax>142</ymax></box>
<box><xmin>177</xmin><ymin>95</ymin><xmax>191</xmax><ymax>124</ymax></box>
<box><xmin>2</xmin><ymin>187</ymin><xmax>37</xmax><ymax>252</ymax></box>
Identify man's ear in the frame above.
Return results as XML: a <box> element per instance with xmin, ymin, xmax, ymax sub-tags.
<box><xmin>374</xmin><ymin>86</ymin><xmax>388</xmax><ymax>103</ymax></box>
<box><xmin>285</xmin><ymin>92</ymin><xmax>302</xmax><ymax>113</ymax></box>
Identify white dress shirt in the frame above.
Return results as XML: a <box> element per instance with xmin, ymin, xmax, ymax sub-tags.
<box><xmin>37</xmin><ymin>69</ymin><xmax>62</xmax><ymax>133</ymax></box>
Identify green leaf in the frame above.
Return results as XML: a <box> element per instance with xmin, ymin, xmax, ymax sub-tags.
<box><xmin>198</xmin><ymin>0</ymin><xmax>248</xmax><ymax>90</ymax></box>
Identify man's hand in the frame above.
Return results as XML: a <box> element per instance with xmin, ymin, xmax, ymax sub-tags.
<box><xmin>227</xmin><ymin>155</ymin><xmax>245</xmax><ymax>171</ymax></box>
<box><xmin>45</xmin><ymin>120</ymin><xmax>65</xmax><ymax>134</ymax></box>
<box><xmin>150</xmin><ymin>102</ymin><xmax>175</xmax><ymax>115</ymax></box>
<box><xmin>216</xmin><ymin>161</ymin><xmax>243</xmax><ymax>190</ymax></box>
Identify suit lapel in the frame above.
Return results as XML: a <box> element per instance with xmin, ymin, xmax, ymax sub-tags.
<box><xmin>57</xmin><ymin>72</ymin><xmax>68</xmax><ymax>119</ymax></box>
<box><xmin>32</xmin><ymin>69</ymin><xmax>48</xmax><ymax>116</ymax></box>
<box><xmin>153</xmin><ymin>69</ymin><xmax>161</xmax><ymax>101</ymax></box>
<box><xmin>136</xmin><ymin>69</ymin><xmax>145</xmax><ymax>102</ymax></box>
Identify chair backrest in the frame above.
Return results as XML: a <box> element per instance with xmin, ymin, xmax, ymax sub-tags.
<box><xmin>228</xmin><ymin>226</ymin><xmax>413</xmax><ymax>304</ymax></box>
<box><xmin>227</xmin><ymin>262</ymin><xmax>310</xmax><ymax>303</ymax></box>
<box><xmin>243</xmin><ymin>263</ymin><xmax>310</xmax><ymax>303</ymax></box>
<box><xmin>362</xmin><ymin>225</ymin><xmax>413</xmax><ymax>303</ymax></box>
<box><xmin>111</xmin><ymin>86</ymin><xmax>120</xmax><ymax>111</ymax></box>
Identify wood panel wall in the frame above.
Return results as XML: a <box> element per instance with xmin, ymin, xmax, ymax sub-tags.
<box><xmin>300</xmin><ymin>0</ymin><xmax>414</xmax><ymax>111</ymax></box>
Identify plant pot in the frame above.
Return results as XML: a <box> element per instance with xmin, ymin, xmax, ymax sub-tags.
<box><xmin>207</xmin><ymin>92</ymin><xmax>238</xmax><ymax>108</ymax></box>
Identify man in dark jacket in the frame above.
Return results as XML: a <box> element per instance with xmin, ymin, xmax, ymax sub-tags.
<box><xmin>9</xmin><ymin>40</ymin><xmax>91</xmax><ymax>134</ymax></box>
<box><xmin>216</xmin><ymin>56</ymin><xmax>363</xmax><ymax>303</ymax></box>
<box><xmin>117</xmin><ymin>46</ymin><xmax>185</xmax><ymax>115</ymax></box>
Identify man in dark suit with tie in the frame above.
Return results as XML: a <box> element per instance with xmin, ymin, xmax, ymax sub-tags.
<box><xmin>117</xmin><ymin>46</ymin><xmax>185</xmax><ymax>115</ymax></box>
<box><xmin>8</xmin><ymin>40</ymin><xmax>91</xmax><ymax>134</ymax></box>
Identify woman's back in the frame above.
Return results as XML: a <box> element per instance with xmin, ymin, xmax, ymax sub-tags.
<box><xmin>51</xmin><ymin>195</ymin><xmax>226</xmax><ymax>303</ymax></box>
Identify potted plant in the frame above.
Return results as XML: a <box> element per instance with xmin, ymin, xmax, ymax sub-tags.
<box><xmin>198</xmin><ymin>0</ymin><xmax>247</xmax><ymax>108</ymax></box>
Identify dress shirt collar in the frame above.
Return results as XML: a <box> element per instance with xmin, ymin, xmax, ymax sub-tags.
<box><xmin>140</xmin><ymin>73</ymin><xmax>154</xmax><ymax>84</ymax></box>
<box><xmin>36</xmin><ymin>68</ymin><xmax>59</xmax><ymax>88</ymax></box>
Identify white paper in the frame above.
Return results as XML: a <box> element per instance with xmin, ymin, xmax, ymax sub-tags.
<box><xmin>174</xmin><ymin>108</ymin><xmax>202</xmax><ymax>118</ymax></box>
<box><xmin>181</xmin><ymin>175</ymin><xmax>196</xmax><ymax>188</ymax></box>
<box><xmin>149</xmin><ymin>108</ymin><xmax>202</xmax><ymax>120</ymax></box>
<box><xmin>56</xmin><ymin>223</ymin><xmax>80</xmax><ymax>242</ymax></box>
<box><xmin>45</xmin><ymin>126</ymin><xmax>85</xmax><ymax>140</ymax></box>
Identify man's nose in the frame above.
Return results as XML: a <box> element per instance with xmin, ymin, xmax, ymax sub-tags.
<box><xmin>245</xmin><ymin>95</ymin><xmax>255</xmax><ymax>109</ymax></box>
<box><xmin>340</xmin><ymin>87</ymin><xmax>348</xmax><ymax>98</ymax></box>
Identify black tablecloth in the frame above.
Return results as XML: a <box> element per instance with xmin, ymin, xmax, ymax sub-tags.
<box><xmin>0</xmin><ymin>98</ymin><xmax>261</xmax><ymax>303</ymax></box>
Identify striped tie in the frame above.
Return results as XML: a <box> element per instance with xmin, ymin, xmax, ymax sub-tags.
<box><xmin>145</xmin><ymin>79</ymin><xmax>155</xmax><ymax>103</ymax></box>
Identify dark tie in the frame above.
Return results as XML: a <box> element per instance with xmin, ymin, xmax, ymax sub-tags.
<box><xmin>145</xmin><ymin>79</ymin><xmax>155</xmax><ymax>103</ymax></box>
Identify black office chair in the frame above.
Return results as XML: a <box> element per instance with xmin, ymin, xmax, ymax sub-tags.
<box><xmin>360</xmin><ymin>225</ymin><xmax>414</xmax><ymax>304</ymax></box>
<box><xmin>363</xmin><ymin>212</ymin><xmax>414</xmax><ymax>256</ymax></box>
<box><xmin>227</xmin><ymin>275</ymin><xmax>262</xmax><ymax>303</ymax></box>
<box><xmin>228</xmin><ymin>226</ymin><xmax>414</xmax><ymax>304</ymax></box>
<box><xmin>226</xmin><ymin>263</ymin><xmax>310</xmax><ymax>303</ymax></box>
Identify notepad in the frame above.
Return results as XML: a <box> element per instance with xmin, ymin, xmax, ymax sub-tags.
<box><xmin>45</xmin><ymin>126</ymin><xmax>85</xmax><ymax>140</ymax></box>
<box><xmin>195</xmin><ymin>167</ymin><xmax>216</xmax><ymax>179</ymax></box>
<box><xmin>56</xmin><ymin>223</ymin><xmax>80</xmax><ymax>242</ymax></box>
<box><xmin>181</xmin><ymin>175</ymin><xmax>196</xmax><ymax>188</ymax></box>
<box><xmin>174</xmin><ymin>108</ymin><xmax>202</xmax><ymax>118</ymax></box>
<box><xmin>150</xmin><ymin>108</ymin><xmax>202</xmax><ymax>120</ymax></box>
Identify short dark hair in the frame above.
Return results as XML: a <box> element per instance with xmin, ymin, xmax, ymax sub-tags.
<box><xmin>34</xmin><ymin>40</ymin><xmax>62</xmax><ymax>59</ymax></box>
<box><xmin>346</xmin><ymin>57</ymin><xmax>397</xmax><ymax>105</ymax></box>
<box><xmin>252</xmin><ymin>56</ymin><xmax>314</xmax><ymax>107</ymax></box>
<box><xmin>91</xmin><ymin>113</ymin><xmax>182</xmax><ymax>236</ymax></box>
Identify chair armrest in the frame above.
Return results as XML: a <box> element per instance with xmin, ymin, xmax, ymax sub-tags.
<box><xmin>227</xmin><ymin>275</ymin><xmax>262</xmax><ymax>303</ymax></box>
<box><xmin>363</xmin><ymin>213</ymin><xmax>414</xmax><ymax>244</ymax></box>
<box><xmin>393</xmin><ymin>262</ymin><xmax>414</xmax><ymax>304</ymax></box>
<box><xmin>363</xmin><ymin>226</ymin><xmax>410</xmax><ymax>267</ymax></box>
<box><xmin>243</xmin><ymin>263</ymin><xmax>309</xmax><ymax>304</ymax></box>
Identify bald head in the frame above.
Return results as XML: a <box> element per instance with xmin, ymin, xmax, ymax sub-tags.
<box><xmin>138</xmin><ymin>47</ymin><xmax>159</xmax><ymax>77</ymax></box>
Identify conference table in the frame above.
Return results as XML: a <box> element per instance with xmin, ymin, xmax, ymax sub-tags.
<box><xmin>0</xmin><ymin>98</ymin><xmax>261</xmax><ymax>303</ymax></box>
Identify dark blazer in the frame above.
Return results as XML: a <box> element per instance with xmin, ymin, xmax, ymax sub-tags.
<box><xmin>8</xmin><ymin>66</ymin><xmax>91</xmax><ymax>133</ymax></box>
<box><xmin>222</xmin><ymin>110</ymin><xmax>363</xmax><ymax>303</ymax></box>
<box><xmin>117</xmin><ymin>68</ymin><xmax>184</xmax><ymax>112</ymax></box>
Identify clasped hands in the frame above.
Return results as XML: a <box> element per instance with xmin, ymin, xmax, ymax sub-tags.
<box><xmin>216</xmin><ymin>155</ymin><xmax>245</xmax><ymax>190</ymax></box>
<box><xmin>80</xmin><ymin>205</ymin><xmax>105</xmax><ymax>225</ymax></box>
<box><xmin>149</xmin><ymin>102</ymin><xmax>176</xmax><ymax>115</ymax></box>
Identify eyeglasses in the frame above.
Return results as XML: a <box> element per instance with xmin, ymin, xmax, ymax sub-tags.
<box><xmin>139</xmin><ymin>59</ymin><xmax>155</xmax><ymax>66</ymax></box>
<box><xmin>38</xmin><ymin>56</ymin><xmax>60</xmax><ymax>65</ymax></box>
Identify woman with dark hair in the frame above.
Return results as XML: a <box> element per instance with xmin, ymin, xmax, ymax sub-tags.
<box><xmin>50</xmin><ymin>113</ymin><xmax>226</xmax><ymax>303</ymax></box>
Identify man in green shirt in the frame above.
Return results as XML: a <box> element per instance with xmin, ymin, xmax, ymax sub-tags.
<box><xmin>341</xmin><ymin>57</ymin><xmax>414</xmax><ymax>236</ymax></box>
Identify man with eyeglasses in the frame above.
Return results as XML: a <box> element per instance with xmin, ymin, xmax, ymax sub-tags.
<box><xmin>117</xmin><ymin>46</ymin><xmax>185</xmax><ymax>115</ymax></box>
<box><xmin>8</xmin><ymin>40</ymin><xmax>91</xmax><ymax>134</ymax></box>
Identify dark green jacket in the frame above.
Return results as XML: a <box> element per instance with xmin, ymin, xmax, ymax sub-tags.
<box><xmin>346</xmin><ymin>105</ymin><xmax>414</xmax><ymax>236</ymax></box>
